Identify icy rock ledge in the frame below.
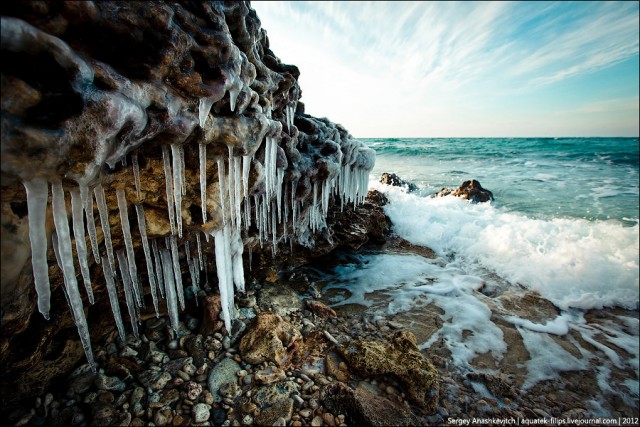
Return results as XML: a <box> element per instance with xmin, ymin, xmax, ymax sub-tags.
<box><xmin>0</xmin><ymin>0</ymin><xmax>375</xmax><ymax>402</ymax></box>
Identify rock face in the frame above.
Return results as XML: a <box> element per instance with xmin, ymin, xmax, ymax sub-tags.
<box><xmin>339</xmin><ymin>330</ymin><xmax>439</xmax><ymax>412</ymax></box>
<box><xmin>0</xmin><ymin>0</ymin><xmax>375</xmax><ymax>405</ymax></box>
<box><xmin>436</xmin><ymin>179</ymin><xmax>494</xmax><ymax>203</ymax></box>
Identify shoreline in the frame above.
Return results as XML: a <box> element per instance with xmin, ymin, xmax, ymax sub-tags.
<box><xmin>4</xmin><ymin>231</ymin><xmax>638</xmax><ymax>426</ymax></box>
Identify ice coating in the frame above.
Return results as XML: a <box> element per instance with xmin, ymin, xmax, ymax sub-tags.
<box><xmin>23</xmin><ymin>178</ymin><xmax>51</xmax><ymax>319</ymax></box>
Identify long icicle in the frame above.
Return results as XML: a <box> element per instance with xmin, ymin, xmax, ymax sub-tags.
<box><xmin>213</xmin><ymin>228</ymin><xmax>233</xmax><ymax>333</ymax></box>
<box><xmin>171</xmin><ymin>144</ymin><xmax>183</xmax><ymax>237</ymax></box>
<box><xmin>217</xmin><ymin>159</ymin><xmax>227</xmax><ymax>226</ymax></box>
<box><xmin>132</xmin><ymin>153</ymin><xmax>142</xmax><ymax>200</ymax></box>
<box><xmin>116</xmin><ymin>250</ymin><xmax>139</xmax><ymax>340</ymax></box>
<box><xmin>135</xmin><ymin>204</ymin><xmax>159</xmax><ymax>317</ymax></box>
<box><xmin>160</xmin><ymin>248</ymin><xmax>180</xmax><ymax>333</ymax></box>
<box><xmin>94</xmin><ymin>184</ymin><xmax>116</xmax><ymax>274</ymax></box>
<box><xmin>70</xmin><ymin>189</ymin><xmax>94</xmax><ymax>304</ymax></box>
<box><xmin>79</xmin><ymin>184</ymin><xmax>100</xmax><ymax>264</ymax></box>
<box><xmin>170</xmin><ymin>235</ymin><xmax>185</xmax><ymax>310</ymax></box>
<box><xmin>51</xmin><ymin>180</ymin><xmax>96</xmax><ymax>371</ymax></box>
<box><xmin>152</xmin><ymin>238</ymin><xmax>165</xmax><ymax>299</ymax></box>
<box><xmin>23</xmin><ymin>178</ymin><xmax>51</xmax><ymax>319</ymax></box>
<box><xmin>162</xmin><ymin>145</ymin><xmax>176</xmax><ymax>235</ymax></box>
<box><xmin>199</xmin><ymin>143</ymin><xmax>207</xmax><ymax>224</ymax></box>
<box><xmin>102</xmin><ymin>255</ymin><xmax>126</xmax><ymax>342</ymax></box>
<box><xmin>116</xmin><ymin>188</ymin><xmax>143</xmax><ymax>308</ymax></box>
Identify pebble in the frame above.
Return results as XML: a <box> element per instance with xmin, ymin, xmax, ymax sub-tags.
<box><xmin>323</xmin><ymin>412</ymin><xmax>335</xmax><ymax>426</ymax></box>
<box><xmin>273</xmin><ymin>417</ymin><xmax>287</xmax><ymax>426</ymax></box>
<box><xmin>299</xmin><ymin>408</ymin><xmax>313</xmax><ymax>418</ymax></box>
<box><xmin>241</xmin><ymin>414</ymin><xmax>253</xmax><ymax>425</ymax></box>
<box><xmin>336</xmin><ymin>414</ymin><xmax>345</xmax><ymax>424</ymax></box>
<box><xmin>311</xmin><ymin>415</ymin><xmax>323</xmax><ymax>427</ymax></box>
<box><xmin>193</xmin><ymin>403</ymin><xmax>212</xmax><ymax>423</ymax></box>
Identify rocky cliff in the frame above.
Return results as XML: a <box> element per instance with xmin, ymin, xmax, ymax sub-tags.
<box><xmin>0</xmin><ymin>0</ymin><xmax>375</xmax><ymax>404</ymax></box>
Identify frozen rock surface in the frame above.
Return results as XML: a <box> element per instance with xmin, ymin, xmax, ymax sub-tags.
<box><xmin>0</xmin><ymin>0</ymin><xmax>375</xmax><ymax>404</ymax></box>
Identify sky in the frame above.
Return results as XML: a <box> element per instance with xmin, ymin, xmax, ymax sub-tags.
<box><xmin>251</xmin><ymin>1</ymin><xmax>639</xmax><ymax>138</ymax></box>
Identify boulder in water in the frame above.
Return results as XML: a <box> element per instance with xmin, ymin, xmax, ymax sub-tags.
<box><xmin>379</xmin><ymin>173</ymin><xmax>417</xmax><ymax>192</ymax></box>
<box><xmin>435</xmin><ymin>179</ymin><xmax>493</xmax><ymax>203</ymax></box>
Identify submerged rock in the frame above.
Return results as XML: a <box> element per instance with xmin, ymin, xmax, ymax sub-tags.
<box><xmin>435</xmin><ymin>179</ymin><xmax>494</xmax><ymax>203</ymax></box>
<box><xmin>339</xmin><ymin>330</ymin><xmax>439</xmax><ymax>412</ymax></box>
<box><xmin>379</xmin><ymin>173</ymin><xmax>417</xmax><ymax>192</ymax></box>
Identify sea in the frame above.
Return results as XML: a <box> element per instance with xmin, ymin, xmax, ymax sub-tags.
<box><xmin>308</xmin><ymin>137</ymin><xmax>640</xmax><ymax>410</ymax></box>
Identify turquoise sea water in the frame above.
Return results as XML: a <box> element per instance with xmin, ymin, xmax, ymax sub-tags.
<box><xmin>366</xmin><ymin>137</ymin><xmax>639</xmax><ymax>225</ymax></box>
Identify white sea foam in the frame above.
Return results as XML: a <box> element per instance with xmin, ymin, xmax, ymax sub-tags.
<box><xmin>373</xmin><ymin>181</ymin><xmax>639</xmax><ymax>311</ymax></box>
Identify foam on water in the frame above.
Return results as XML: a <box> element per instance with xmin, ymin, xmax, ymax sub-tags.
<box><xmin>373</xmin><ymin>182</ymin><xmax>639</xmax><ymax>311</ymax></box>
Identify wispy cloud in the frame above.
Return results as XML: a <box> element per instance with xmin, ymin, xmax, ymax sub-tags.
<box><xmin>251</xmin><ymin>1</ymin><xmax>639</xmax><ymax>136</ymax></box>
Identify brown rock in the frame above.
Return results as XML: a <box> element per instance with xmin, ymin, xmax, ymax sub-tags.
<box><xmin>322</xmin><ymin>382</ymin><xmax>418</xmax><ymax>426</ymax></box>
<box><xmin>239</xmin><ymin>314</ymin><xmax>303</xmax><ymax>366</ymax></box>
<box><xmin>339</xmin><ymin>330</ymin><xmax>439</xmax><ymax>412</ymax></box>
<box><xmin>306</xmin><ymin>300</ymin><xmax>337</xmax><ymax>318</ymax></box>
<box><xmin>200</xmin><ymin>295</ymin><xmax>224</xmax><ymax>334</ymax></box>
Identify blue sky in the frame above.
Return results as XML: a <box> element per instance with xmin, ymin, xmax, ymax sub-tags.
<box><xmin>251</xmin><ymin>1</ymin><xmax>639</xmax><ymax>138</ymax></box>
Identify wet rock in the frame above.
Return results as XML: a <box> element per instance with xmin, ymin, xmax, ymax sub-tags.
<box><xmin>435</xmin><ymin>179</ymin><xmax>494</xmax><ymax>203</ymax></box>
<box><xmin>94</xmin><ymin>374</ymin><xmax>126</xmax><ymax>393</ymax></box>
<box><xmin>305</xmin><ymin>300</ymin><xmax>337</xmax><ymax>318</ymax></box>
<box><xmin>255</xmin><ymin>366</ymin><xmax>287</xmax><ymax>385</ymax></box>
<box><xmin>340</xmin><ymin>330</ymin><xmax>439</xmax><ymax>412</ymax></box>
<box><xmin>252</xmin><ymin>382</ymin><xmax>298</xmax><ymax>426</ymax></box>
<box><xmin>322</xmin><ymin>382</ymin><xmax>418</xmax><ymax>427</ymax></box>
<box><xmin>207</xmin><ymin>357</ymin><xmax>242</xmax><ymax>402</ymax></box>
<box><xmin>200</xmin><ymin>295</ymin><xmax>224</xmax><ymax>335</ymax></box>
<box><xmin>239</xmin><ymin>314</ymin><xmax>303</xmax><ymax>366</ymax></box>
<box><xmin>137</xmin><ymin>370</ymin><xmax>172</xmax><ymax>390</ymax></box>
<box><xmin>256</xmin><ymin>285</ymin><xmax>304</xmax><ymax>317</ymax></box>
<box><xmin>379</xmin><ymin>173</ymin><xmax>417</xmax><ymax>192</ymax></box>
<box><xmin>192</xmin><ymin>403</ymin><xmax>211</xmax><ymax>423</ymax></box>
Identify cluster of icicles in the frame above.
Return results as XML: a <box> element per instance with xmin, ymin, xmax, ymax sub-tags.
<box><xmin>21</xmin><ymin>109</ymin><xmax>371</xmax><ymax>372</ymax></box>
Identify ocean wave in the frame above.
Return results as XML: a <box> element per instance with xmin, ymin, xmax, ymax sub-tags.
<box><xmin>373</xmin><ymin>181</ymin><xmax>640</xmax><ymax>311</ymax></box>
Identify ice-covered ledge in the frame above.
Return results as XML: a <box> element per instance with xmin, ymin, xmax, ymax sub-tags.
<box><xmin>0</xmin><ymin>0</ymin><xmax>374</xmax><ymax>399</ymax></box>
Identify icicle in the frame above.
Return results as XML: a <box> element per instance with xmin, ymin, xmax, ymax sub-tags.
<box><xmin>79</xmin><ymin>184</ymin><xmax>100</xmax><ymax>264</ymax></box>
<box><xmin>162</xmin><ymin>145</ymin><xmax>176</xmax><ymax>235</ymax></box>
<box><xmin>94</xmin><ymin>184</ymin><xmax>116</xmax><ymax>277</ymax></box>
<box><xmin>102</xmin><ymin>255</ymin><xmax>126</xmax><ymax>342</ymax></box>
<box><xmin>117</xmin><ymin>250</ymin><xmax>139</xmax><ymax>340</ymax></box>
<box><xmin>70</xmin><ymin>189</ymin><xmax>94</xmax><ymax>304</ymax></box>
<box><xmin>23</xmin><ymin>178</ymin><xmax>51</xmax><ymax>319</ymax></box>
<box><xmin>227</xmin><ymin>146</ymin><xmax>236</xmax><ymax>229</ymax></box>
<box><xmin>160</xmin><ymin>248</ymin><xmax>180</xmax><ymax>333</ymax></box>
<box><xmin>51</xmin><ymin>180</ymin><xmax>96</xmax><ymax>371</ymax></box>
<box><xmin>229</xmin><ymin>86</ymin><xmax>239</xmax><ymax>112</ymax></box>
<box><xmin>234</xmin><ymin>156</ymin><xmax>242</xmax><ymax>231</ymax></box>
<box><xmin>132</xmin><ymin>153</ymin><xmax>142</xmax><ymax>200</ymax></box>
<box><xmin>122</xmin><ymin>156</ymin><xmax>128</xmax><ymax>167</ymax></box>
<box><xmin>170</xmin><ymin>235</ymin><xmax>185</xmax><ymax>310</ymax></box>
<box><xmin>152</xmin><ymin>239</ymin><xmax>165</xmax><ymax>299</ymax></box>
<box><xmin>217</xmin><ymin>158</ymin><xmax>227</xmax><ymax>225</ymax></box>
<box><xmin>213</xmin><ymin>228</ymin><xmax>233</xmax><ymax>333</ymax></box>
<box><xmin>185</xmin><ymin>241</ymin><xmax>199</xmax><ymax>305</ymax></box>
<box><xmin>271</xmin><ymin>202</ymin><xmax>277</xmax><ymax>255</ymax></box>
<box><xmin>135</xmin><ymin>204</ymin><xmax>159</xmax><ymax>317</ymax></box>
<box><xmin>198</xmin><ymin>97</ymin><xmax>214</xmax><ymax>128</ymax></box>
<box><xmin>116</xmin><ymin>188</ymin><xmax>142</xmax><ymax>308</ymax></box>
<box><xmin>231</xmin><ymin>228</ymin><xmax>245</xmax><ymax>293</ymax></box>
<box><xmin>196</xmin><ymin>232</ymin><xmax>204</xmax><ymax>267</ymax></box>
<box><xmin>242</xmin><ymin>155</ymin><xmax>250</xmax><ymax>200</ymax></box>
<box><xmin>171</xmin><ymin>144</ymin><xmax>184</xmax><ymax>237</ymax></box>
<box><xmin>199</xmin><ymin>144</ymin><xmax>207</xmax><ymax>224</ymax></box>
<box><xmin>276</xmin><ymin>168</ymin><xmax>284</xmax><ymax>223</ymax></box>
